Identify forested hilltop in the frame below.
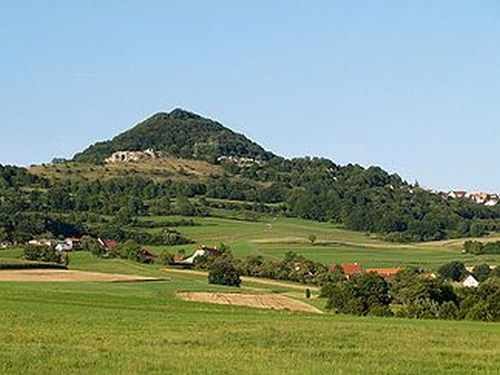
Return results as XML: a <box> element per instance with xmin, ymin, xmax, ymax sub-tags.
<box><xmin>2</xmin><ymin>109</ymin><xmax>500</xmax><ymax>244</ymax></box>
<box><xmin>74</xmin><ymin>109</ymin><xmax>276</xmax><ymax>164</ymax></box>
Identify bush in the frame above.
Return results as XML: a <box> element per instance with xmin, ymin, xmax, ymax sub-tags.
<box><xmin>324</xmin><ymin>273</ymin><xmax>392</xmax><ymax>316</ymax></box>
<box><xmin>80</xmin><ymin>235</ymin><xmax>106</xmax><ymax>257</ymax></box>
<box><xmin>23</xmin><ymin>245</ymin><xmax>66</xmax><ymax>264</ymax></box>
<box><xmin>208</xmin><ymin>255</ymin><xmax>241</xmax><ymax>287</ymax></box>
<box><xmin>438</xmin><ymin>261</ymin><xmax>467</xmax><ymax>282</ymax></box>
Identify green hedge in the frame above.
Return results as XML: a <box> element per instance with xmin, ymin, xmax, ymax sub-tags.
<box><xmin>0</xmin><ymin>262</ymin><xmax>68</xmax><ymax>270</ymax></box>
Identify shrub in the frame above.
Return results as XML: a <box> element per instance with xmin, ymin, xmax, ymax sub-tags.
<box><xmin>23</xmin><ymin>245</ymin><xmax>65</xmax><ymax>264</ymax></box>
<box><xmin>208</xmin><ymin>255</ymin><xmax>241</xmax><ymax>287</ymax></box>
<box><xmin>438</xmin><ymin>261</ymin><xmax>467</xmax><ymax>282</ymax></box>
<box><xmin>324</xmin><ymin>273</ymin><xmax>392</xmax><ymax>316</ymax></box>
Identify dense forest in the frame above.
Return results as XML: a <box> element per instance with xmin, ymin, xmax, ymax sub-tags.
<box><xmin>74</xmin><ymin>109</ymin><xmax>276</xmax><ymax>163</ymax></box>
<box><xmin>2</xmin><ymin>109</ymin><xmax>500</xmax><ymax>243</ymax></box>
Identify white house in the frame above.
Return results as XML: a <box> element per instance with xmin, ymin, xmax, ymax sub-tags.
<box><xmin>462</xmin><ymin>275</ymin><xmax>479</xmax><ymax>288</ymax></box>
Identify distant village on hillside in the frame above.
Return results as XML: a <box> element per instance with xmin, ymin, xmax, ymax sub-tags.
<box><xmin>443</xmin><ymin>191</ymin><xmax>499</xmax><ymax>207</ymax></box>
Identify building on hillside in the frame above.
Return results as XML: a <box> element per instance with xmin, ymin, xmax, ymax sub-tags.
<box><xmin>462</xmin><ymin>275</ymin><xmax>479</xmax><ymax>288</ymax></box>
<box><xmin>105</xmin><ymin>149</ymin><xmax>161</xmax><ymax>164</ymax></box>
<box><xmin>174</xmin><ymin>245</ymin><xmax>222</xmax><ymax>266</ymax></box>
<box><xmin>365</xmin><ymin>268</ymin><xmax>402</xmax><ymax>279</ymax></box>
<box><xmin>466</xmin><ymin>192</ymin><xmax>491</xmax><ymax>205</ymax></box>
<box><xmin>137</xmin><ymin>248</ymin><xmax>157</xmax><ymax>264</ymax></box>
<box><xmin>55</xmin><ymin>237</ymin><xmax>82</xmax><ymax>252</ymax></box>
<box><xmin>98</xmin><ymin>238</ymin><xmax>119</xmax><ymax>252</ymax></box>
<box><xmin>448</xmin><ymin>191</ymin><xmax>467</xmax><ymax>200</ymax></box>
<box><xmin>28</xmin><ymin>239</ymin><xmax>56</xmax><ymax>247</ymax></box>
<box><xmin>330</xmin><ymin>263</ymin><xmax>363</xmax><ymax>279</ymax></box>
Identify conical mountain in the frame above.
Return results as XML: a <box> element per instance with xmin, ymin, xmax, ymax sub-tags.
<box><xmin>73</xmin><ymin>108</ymin><xmax>276</xmax><ymax>163</ymax></box>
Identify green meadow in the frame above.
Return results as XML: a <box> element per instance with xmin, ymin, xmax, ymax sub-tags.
<box><xmin>1</xmin><ymin>215</ymin><xmax>499</xmax><ymax>374</ymax></box>
<box><xmin>141</xmin><ymin>215</ymin><xmax>500</xmax><ymax>269</ymax></box>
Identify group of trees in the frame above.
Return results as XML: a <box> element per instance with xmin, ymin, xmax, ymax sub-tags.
<box><xmin>23</xmin><ymin>245</ymin><xmax>68</xmax><ymax>265</ymax></box>
<box><xmin>464</xmin><ymin>240</ymin><xmax>500</xmax><ymax>255</ymax></box>
<box><xmin>193</xmin><ymin>248</ymin><xmax>499</xmax><ymax>322</ymax></box>
<box><xmin>3</xmin><ymin>150</ymin><xmax>500</xmax><ymax>245</ymax></box>
<box><xmin>321</xmin><ymin>264</ymin><xmax>500</xmax><ymax>322</ymax></box>
<box><xmin>74</xmin><ymin>109</ymin><xmax>275</xmax><ymax>164</ymax></box>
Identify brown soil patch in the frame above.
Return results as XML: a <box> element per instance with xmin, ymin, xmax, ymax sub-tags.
<box><xmin>177</xmin><ymin>292</ymin><xmax>322</xmax><ymax>314</ymax></box>
<box><xmin>0</xmin><ymin>269</ymin><xmax>162</xmax><ymax>282</ymax></box>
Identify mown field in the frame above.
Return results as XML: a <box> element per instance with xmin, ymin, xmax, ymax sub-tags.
<box><xmin>1</xmin><ymin>216</ymin><xmax>499</xmax><ymax>374</ymax></box>
<box><xmin>1</xmin><ymin>262</ymin><xmax>499</xmax><ymax>375</ymax></box>
<box><xmin>139</xmin><ymin>215</ymin><xmax>500</xmax><ymax>269</ymax></box>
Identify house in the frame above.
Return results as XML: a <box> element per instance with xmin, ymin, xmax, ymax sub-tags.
<box><xmin>448</xmin><ymin>191</ymin><xmax>467</xmax><ymax>200</ymax></box>
<box><xmin>366</xmin><ymin>268</ymin><xmax>402</xmax><ymax>279</ymax></box>
<box><xmin>137</xmin><ymin>248</ymin><xmax>157</xmax><ymax>264</ymax></box>
<box><xmin>98</xmin><ymin>238</ymin><xmax>119</xmax><ymax>252</ymax></box>
<box><xmin>55</xmin><ymin>237</ymin><xmax>82</xmax><ymax>252</ymax></box>
<box><xmin>55</xmin><ymin>241</ymin><xmax>73</xmax><ymax>252</ymax></box>
<box><xmin>330</xmin><ymin>263</ymin><xmax>363</xmax><ymax>279</ymax></box>
<box><xmin>66</xmin><ymin>237</ymin><xmax>82</xmax><ymax>249</ymax></box>
<box><xmin>28</xmin><ymin>239</ymin><xmax>56</xmax><ymax>247</ymax></box>
<box><xmin>462</xmin><ymin>275</ymin><xmax>479</xmax><ymax>288</ymax></box>
<box><xmin>174</xmin><ymin>246</ymin><xmax>222</xmax><ymax>266</ymax></box>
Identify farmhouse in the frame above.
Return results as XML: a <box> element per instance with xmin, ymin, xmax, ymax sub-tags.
<box><xmin>366</xmin><ymin>268</ymin><xmax>402</xmax><ymax>279</ymax></box>
<box><xmin>98</xmin><ymin>239</ymin><xmax>119</xmax><ymax>252</ymax></box>
<box><xmin>174</xmin><ymin>245</ymin><xmax>221</xmax><ymax>266</ymax></box>
<box><xmin>462</xmin><ymin>275</ymin><xmax>480</xmax><ymax>288</ymax></box>
<box><xmin>137</xmin><ymin>248</ymin><xmax>157</xmax><ymax>264</ymax></box>
<box><xmin>330</xmin><ymin>263</ymin><xmax>363</xmax><ymax>279</ymax></box>
<box><xmin>28</xmin><ymin>239</ymin><xmax>56</xmax><ymax>247</ymax></box>
<box><xmin>55</xmin><ymin>237</ymin><xmax>82</xmax><ymax>252</ymax></box>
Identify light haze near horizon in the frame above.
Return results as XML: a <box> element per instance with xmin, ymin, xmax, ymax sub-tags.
<box><xmin>1</xmin><ymin>1</ymin><xmax>499</xmax><ymax>192</ymax></box>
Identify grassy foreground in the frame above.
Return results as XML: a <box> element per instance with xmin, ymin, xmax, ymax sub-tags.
<box><xmin>0</xmin><ymin>265</ymin><xmax>499</xmax><ymax>374</ymax></box>
<box><xmin>1</xmin><ymin>215</ymin><xmax>499</xmax><ymax>374</ymax></box>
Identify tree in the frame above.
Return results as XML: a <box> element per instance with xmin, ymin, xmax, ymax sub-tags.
<box><xmin>176</xmin><ymin>196</ymin><xmax>196</xmax><ymax>216</ymax></box>
<box><xmin>438</xmin><ymin>261</ymin><xmax>468</xmax><ymax>282</ymax></box>
<box><xmin>473</xmin><ymin>264</ymin><xmax>491</xmax><ymax>282</ymax></box>
<box><xmin>208</xmin><ymin>255</ymin><xmax>241</xmax><ymax>287</ymax></box>
<box><xmin>80</xmin><ymin>236</ymin><xmax>105</xmax><ymax>257</ymax></box>
<box><xmin>23</xmin><ymin>245</ymin><xmax>65</xmax><ymax>264</ymax></box>
<box><xmin>308</xmin><ymin>234</ymin><xmax>317</xmax><ymax>245</ymax></box>
<box><xmin>324</xmin><ymin>273</ymin><xmax>392</xmax><ymax>316</ymax></box>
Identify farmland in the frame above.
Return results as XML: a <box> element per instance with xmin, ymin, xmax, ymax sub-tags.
<box><xmin>0</xmin><ymin>267</ymin><xmax>499</xmax><ymax>374</ymax></box>
<box><xmin>0</xmin><ymin>215</ymin><xmax>499</xmax><ymax>374</ymax></box>
<box><xmin>137</xmin><ymin>215</ymin><xmax>500</xmax><ymax>269</ymax></box>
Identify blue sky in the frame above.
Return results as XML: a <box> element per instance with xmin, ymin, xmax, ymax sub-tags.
<box><xmin>1</xmin><ymin>1</ymin><xmax>499</xmax><ymax>191</ymax></box>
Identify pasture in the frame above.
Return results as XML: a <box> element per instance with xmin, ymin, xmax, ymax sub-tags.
<box><xmin>1</xmin><ymin>216</ymin><xmax>499</xmax><ymax>374</ymax></box>
<box><xmin>141</xmin><ymin>215</ymin><xmax>500</xmax><ymax>269</ymax></box>
<box><xmin>0</xmin><ymin>264</ymin><xmax>499</xmax><ymax>374</ymax></box>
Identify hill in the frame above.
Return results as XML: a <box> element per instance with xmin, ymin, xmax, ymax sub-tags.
<box><xmin>73</xmin><ymin>108</ymin><xmax>277</xmax><ymax>164</ymax></box>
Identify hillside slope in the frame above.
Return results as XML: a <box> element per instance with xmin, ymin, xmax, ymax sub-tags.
<box><xmin>73</xmin><ymin>108</ymin><xmax>277</xmax><ymax>163</ymax></box>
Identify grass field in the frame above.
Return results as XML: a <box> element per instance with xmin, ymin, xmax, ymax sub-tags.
<box><xmin>1</xmin><ymin>216</ymin><xmax>499</xmax><ymax>374</ymax></box>
<box><xmin>138</xmin><ymin>215</ymin><xmax>500</xmax><ymax>269</ymax></box>
<box><xmin>1</xmin><ymin>265</ymin><xmax>499</xmax><ymax>375</ymax></box>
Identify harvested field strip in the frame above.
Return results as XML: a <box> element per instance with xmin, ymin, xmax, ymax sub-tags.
<box><xmin>0</xmin><ymin>269</ymin><xmax>164</xmax><ymax>282</ymax></box>
<box><xmin>177</xmin><ymin>292</ymin><xmax>323</xmax><ymax>314</ymax></box>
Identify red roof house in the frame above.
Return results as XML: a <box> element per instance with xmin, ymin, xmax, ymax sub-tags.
<box><xmin>330</xmin><ymin>263</ymin><xmax>363</xmax><ymax>279</ymax></box>
<box><xmin>366</xmin><ymin>268</ymin><xmax>402</xmax><ymax>279</ymax></box>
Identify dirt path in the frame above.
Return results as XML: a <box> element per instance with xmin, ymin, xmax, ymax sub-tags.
<box><xmin>178</xmin><ymin>292</ymin><xmax>322</xmax><ymax>314</ymax></box>
<box><xmin>164</xmin><ymin>268</ymin><xmax>320</xmax><ymax>292</ymax></box>
<box><xmin>0</xmin><ymin>269</ymin><xmax>164</xmax><ymax>282</ymax></box>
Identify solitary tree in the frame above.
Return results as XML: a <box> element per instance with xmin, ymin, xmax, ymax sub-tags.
<box><xmin>308</xmin><ymin>234</ymin><xmax>317</xmax><ymax>245</ymax></box>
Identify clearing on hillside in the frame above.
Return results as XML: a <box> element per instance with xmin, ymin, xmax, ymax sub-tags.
<box><xmin>177</xmin><ymin>292</ymin><xmax>322</xmax><ymax>314</ymax></box>
<box><xmin>0</xmin><ymin>269</ymin><xmax>163</xmax><ymax>282</ymax></box>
